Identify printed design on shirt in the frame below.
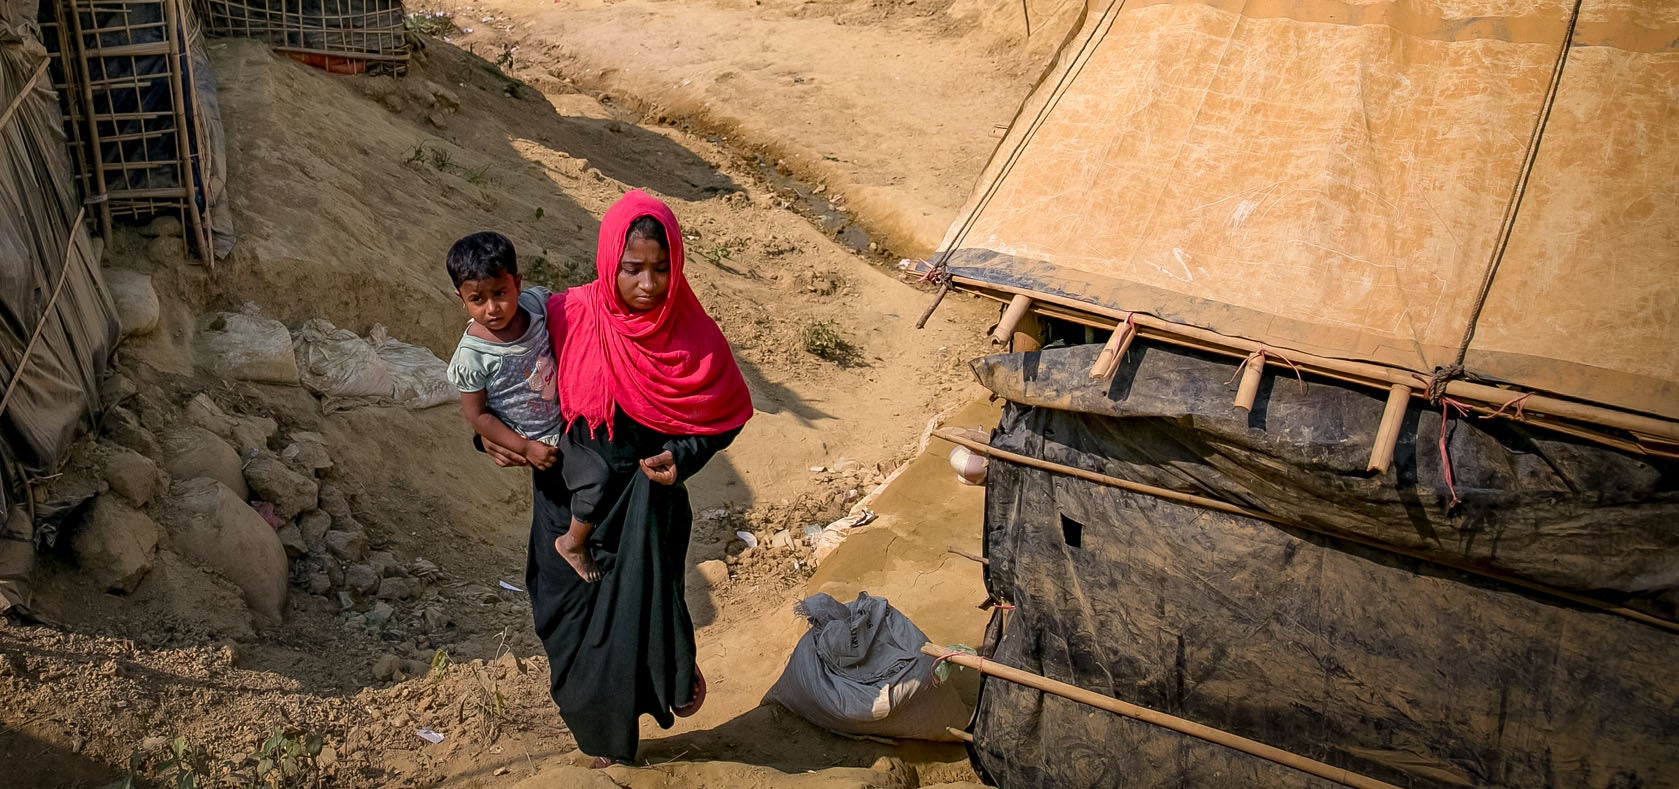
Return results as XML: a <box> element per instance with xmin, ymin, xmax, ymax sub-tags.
<box><xmin>526</xmin><ymin>352</ymin><xmax>557</xmax><ymax>401</ymax></box>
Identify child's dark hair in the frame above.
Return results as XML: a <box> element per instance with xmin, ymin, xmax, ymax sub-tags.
<box><xmin>446</xmin><ymin>231</ymin><xmax>517</xmax><ymax>288</ymax></box>
<box><xmin>626</xmin><ymin>215</ymin><xmax>668</xmax><ymax>250</ymax></box>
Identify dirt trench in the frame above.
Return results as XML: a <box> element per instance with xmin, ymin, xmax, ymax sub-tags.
<box><xmin>1</xmin><ymin>10</ymin><xmax>1015</xmax><ymax>787</ymax></box>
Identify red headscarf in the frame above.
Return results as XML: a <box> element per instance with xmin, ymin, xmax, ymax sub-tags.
<box><xmin>548</xmin><ymin>190</ymin><xmax>754</xmax><ymax>438</ymax></box>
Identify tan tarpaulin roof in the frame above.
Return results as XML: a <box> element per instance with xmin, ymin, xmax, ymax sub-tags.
<box><xmin>938</xmin><ymin>0</ymin><xmax>1678</xmax><ymax>423</ymax></box>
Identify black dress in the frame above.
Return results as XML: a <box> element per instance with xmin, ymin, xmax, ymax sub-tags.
<box><xmin>525</xmin><ymin>410</ymin><xmax>739</xmax><ymax>763</ymax></box>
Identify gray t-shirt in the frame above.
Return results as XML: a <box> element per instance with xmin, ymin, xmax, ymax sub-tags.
<box><xmin>446</xmin><ymin>287</ymin><xmax>564</xmax><ymax>444</ymax></box>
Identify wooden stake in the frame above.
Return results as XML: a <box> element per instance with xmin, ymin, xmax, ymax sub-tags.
<box><xmin>990</xmin><ymin>294</ymin><xmax>1033</xmax><ymax>345</ymax></box>
<box><xmin>920</xmin><ymin>644</ymin><xmax>1399</xmax><ymax>789</ymax></box>
<box><xmin>947</xmin><ymin>546</ymin><xmax>990</xmax><ymax>565</ymax></box>
<box><xmin>946</xmin><ymin>727</ymin><xmax>975</xmax><ymax>743</ymax></box>
<box><xmin>929</xmin><ymin>428</ymin><xmax>1679</xmax><ymax>634</ymax></box>
<box><xmin>914</xmin><ymin>280</ymin><xmax>951</xmax><ymax>329</ymax></box>
<box><xmin>1233</xmin><ymin>352</ymin><xmax>1264</xmax><ymax>412</ymax></box>
<box><xmin>1366</xmin><ymin>385</ymin><xmax>1411</xmax><ymax>473</ymax></box>
<box><xmin>1089</xmin><ymin>316</ymin><xmax>1137</xmax><ymax>380</ymax></box>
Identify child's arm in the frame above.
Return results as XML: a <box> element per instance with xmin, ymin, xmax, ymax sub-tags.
<box><xmin>459</xmin><ymin>390</ymin><xmax>557</xmax><ymax>470</ymax></box>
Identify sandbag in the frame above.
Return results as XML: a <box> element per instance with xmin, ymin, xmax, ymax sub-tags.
<box><xmin>369</xmin><ymin>325</ymin><xmax>453</xmax><ymax>410</ymax></box>
<box><xmin>764</xmin><ymin>592</ymin><xmax>970</xmax><ymax>741</ymax></box>
<box><xmin>293</xmin><ymin>318</ymin><xmax>394</xmax><ymax>400</ymax></box>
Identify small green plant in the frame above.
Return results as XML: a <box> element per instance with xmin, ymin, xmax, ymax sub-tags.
<box><xmin>463</xmin><ymin>164</ymin><xmax>493</xmax><ymax>185</ymax></box>
<box><xmin>698</xmin><ymin>244</ymin><xmax>733</xmax><ymax>266</ymax></box>
<box><xmin>156</xmin><ymin>736</ymin><xmax>213</xmax><ymax>789</ymax></box>
<box><xmin>494</xmin><ymin>43</ymin><xmax>518</xmax><ymax>72</ymax></box>
<box><xmin>804</xmin><ymin>320</ymin><xmax>860</xmax><ymax>365</ymax></box>
<box><xmin>244</xmin><ymin>727</ymin><xmax>324</xmax><ymax>788</ymax></box>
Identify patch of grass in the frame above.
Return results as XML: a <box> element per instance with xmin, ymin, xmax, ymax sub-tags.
<box><xmin>404</xmin><ymin>11</ymin><xmax>454</xmax><ymax>37</ymax></box>
<box><xmin>804</xmin><ymin>320</ymin><xmax>863</xmax><ymax>366</ymax></box>
<box><xmin>407</xmin><ymin>142</ymin><xmax>497</xmax><ymax>186</ymax></box>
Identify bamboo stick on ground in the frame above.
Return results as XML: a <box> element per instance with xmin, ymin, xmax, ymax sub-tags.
<box><xmin>921</xmin><ymin>643</ymin><xmax>1399</xmax><ymax>789</ymax></box>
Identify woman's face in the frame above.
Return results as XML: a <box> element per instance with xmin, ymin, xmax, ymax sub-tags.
<box><xmin>616</xmin><ymin>235</ymin><xmax>671</xmax><ymax>312</ymax></box>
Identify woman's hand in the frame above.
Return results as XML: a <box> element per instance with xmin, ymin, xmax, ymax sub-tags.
<box><xmin>481</xmin><ymin>434</ymin><xmax>531</xmax><ymax>468</ymax></box>
<box><xmin>523</xmin><ymin>440</ymin><xmax>559</xmax><ymax>471</ymax></box>
<box><xmin>639</xmin><ymin>450</ymin><xmax>677</xmax><ymax>485</ymax></box>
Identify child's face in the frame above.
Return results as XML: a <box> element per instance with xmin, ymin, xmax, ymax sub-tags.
<box><xmin>616</xmin><ymin>236</ymin><xmax>670</xmax><ymax>313</ymax></box>
<box><xmin>457</xmin><ymin>272</ymin><xmax>522</xmax><ymax>331</ymax></box>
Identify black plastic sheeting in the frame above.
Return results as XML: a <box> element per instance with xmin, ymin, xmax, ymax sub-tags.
<box><xmin>967</xmin><ymin>342</ymin><xmax>1679</xmax><ymax>788</ymax></box>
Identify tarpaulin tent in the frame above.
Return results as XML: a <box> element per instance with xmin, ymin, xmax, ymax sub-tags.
<box><xmin>0</xmin><ymin>0</ymin><xmax>120</xmax><ymax>613</ymax></box>
<box><xmin>917</xmin><ymin>0</ymin><xmax>1679</xmax><ymax>785</ymax></box>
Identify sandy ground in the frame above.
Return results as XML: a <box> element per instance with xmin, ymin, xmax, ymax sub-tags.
<box><xmin>0</xmin><ymin>2</ymin><xmax>1047</xmax><ymax>786</ymax></box>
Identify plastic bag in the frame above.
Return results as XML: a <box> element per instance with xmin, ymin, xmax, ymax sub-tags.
<box><xmin>763</xmin><ymin>592</ymin><xmax>971</xmax><ymax>741</ymax></box>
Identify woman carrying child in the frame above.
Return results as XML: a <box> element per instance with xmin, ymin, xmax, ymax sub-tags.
<box><xmin>482</xmin><ymin>190</ymin><xmax>753</xmax><ymax>767</ymax></box>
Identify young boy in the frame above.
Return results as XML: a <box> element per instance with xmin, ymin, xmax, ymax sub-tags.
<box><xmin>445</xmin><ymin>232</ymin><xmax>601</xmax><ymax>582</ymax></box>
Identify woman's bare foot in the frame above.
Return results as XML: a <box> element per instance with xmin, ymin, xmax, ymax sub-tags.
<box><xmin>589</xmin><ymin>756</ymin><xmax>617</xmax><ymax>769</ymax></box>
<box><xmin>554</xmin><ymin>533</ymin><xmax>601</xmax><ymax>582</ymax></box>
<box><xmin>673</xmin><ymin>667</ymin><xmax>706</xmax><ymax>718</ymax></box>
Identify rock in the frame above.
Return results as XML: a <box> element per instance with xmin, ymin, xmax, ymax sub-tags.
<box><xmin>242</xmin><ymin>456</ymin><xmax>318</xmax><ymax>521</ymax></box>
<box><xmin>696</xmin><ymin>559</ymin><xmax>729</xmax><ymax>588</ymax></box>
<box><xmin>162</xmin><ymin>426</ymin><xmax>249</xmax><ymax>499</ymax></box>
<box><xmin>410</xmin><ymin>557</ymin><xmax>442</xmax><ymax>582</ymax></box>
<box><xmin>147</xmin><ymin>235</ymin><xmax>186</xmax><ymax>264</ymax></box>
<box><xmin>72</xmin><ymin>497</ymin><xmax>159</xmax><ymax>594</ymax></box>
<box><xmin>103</xmin><ymin>269</ymin><xmax>160</xmax><ymax>338</ymax></box>
<box><xmin>376</xmin><ymin>577</ymin><xmax>413</xmax><ymax>601</ymax></box>
<box><xmin>366</xmin><ymin>551</ymin><xmax>400</xmax><ymax>578</ymax></box>
<box><xmin>345</xmin><ymin>563</ymin><xmax>380</xmax><ymax>594</ymax></box>
<box><xmin>421</xmin><ymin>606</ymin><xmax>449</xmax><ymax>633</ymax></box>
<box><xmin>183</xmin><ymin>394</ymin><xmax>238</xmax><ymax>437</ymax></box>
<box><xmin>276</xmin><ymin>524</ymin><xmax>307</xmax><ymax>558</ymax></box>
<box><xmin>229</xmin><ymin>416</ymin><xmax>278</xmax><ymax>456</ymax></box>
<box><xmin>298</xmin><ymin>510</ymin><xmax>332</xmax><ymax>546</ymax></box>
<box><xmin>104</xmin><ymin>406</ymin><xmax>160</xmax><ymax>458</ymax></box>
<box><xmin>139</xmin><ymin>214</ymin><xmax>183</xmax><ymax>238</ymax></box>
<box><xmin>317</xmin><ymin>483</ymin><xmax>353</xmax><ymax>520</ymax></box>
<box><xmin>324</xmin><ymin>529</ymin><xmax>368</xmax><ymax>562</ymax></box>
<box><xmin>141</xmin><ymin>735</ymin><xmax>169</xmax><ymax>751</ymax></box>
<box><xmin>307</xmin><ymin>571</ymin><xmax>333</xmax><ymax>595</ymax></box>
<box><xmin>159</xmin><ymin>478</ymin><xmax>288</xmax><ymax>624</ymax></box>
<box><xmin>317</xmin><ymin>746</ymin><xmax>338</xmax><ymax>769</ymax></box>
<box><xmin>280</xmin><ymin>437</ymin><xmax>332</xmax><ymax>473</ymax></box>
<box><xmin>367</xmin><ymin>601</ymin><xmax>395</xmax><ymax>626</ymax></box>
<box><xmin>100</xmin><ymin>373</ymin><xmax>137</xmax><ymax>408</ymax></box>
<box><xmin>196</xmin><ymin>312</ymin><xmax>299</xmax><ymax>385</ymax></box>
<box><xmin>372</xmin><ymin>653</ymin><xmax>404</xmax><ymax>681</ymax></box>
<box><xmin>102</xmin><ymin>448</ymin><xmax>161</xmax><ymax>507</ymax></box>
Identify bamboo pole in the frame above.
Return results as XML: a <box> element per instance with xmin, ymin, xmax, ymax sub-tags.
<box><xmin>990</xmin><ymin>294</ymin><xmax>1033</xmax><ymax>345</ymax></box>
<box><xmin>1233</xmin><ymin>352</ymin><xmax>1264</xmax><ymax>412</ymax></box>
<box><xmin>920</xmin><ymin>643</ymin><xmax>1399</xmax><ymax>789</ymax></box>
<box><xmin>1088</xmin><ymin>315</ymin><xmax>1136</xmax><ymax>380</ymax></box>
<box><xmin>66</xmin><ymin>0</ymin><xmax>114</xmax><ymax>236</ymax></box>
<box><xmin>945</xmin><ymin>276</ymin><xmax>1679</xmax><ymax>444</ymax></box>
<box><xmin>945</xmin><ymin>727</ymin><xmax>975</xmax><ymax>743</ymax></box>
<box><xmin>930</xmin><ymin>429</ymin><xmax>1679</xmax><ymax>634</ymax></box>
<box><xmin>1366</xmin><ymin>385</ymin><xmax>1411</xmax><ymax>473</ymax></box>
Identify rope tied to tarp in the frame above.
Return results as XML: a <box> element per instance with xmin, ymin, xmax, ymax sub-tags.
<box><xmin>1225</xmin><ymin>346</ymin><xmax>1308</xmax><ymax>395</ymax></box>
<box><xmin>1437</xmin><ymin>397</ymin><xmax>1475</xmax><ymax>511</ymax></box>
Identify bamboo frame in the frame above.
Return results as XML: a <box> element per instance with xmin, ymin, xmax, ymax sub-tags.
<box><xmin>920</xmin><ymin>643</ymin><xmax>1400</xmax><ymax>789</ymax></box>
<box><xmin>49</xmin><ymin>0</ymin><xmax>219</xmax><ymax>263</ymax></box>
<box><xmin>944</xmin><ymin>276</ymin><xmax>1679</xmax><ymax>454</ymax></box>
<box><xmin>1233</xmin><ymin>351</ymin><xmax>1263</xmax><ymax>412</ymax></box>
<box><xmin>931</xmin><ymin>429</ymin><xmax>1679</xmax><ymax>634</ymax></box>
<box><xmin>194</xmin><ymin>0</ymin><xmax>409</xmax><ymax>64</ymax></box>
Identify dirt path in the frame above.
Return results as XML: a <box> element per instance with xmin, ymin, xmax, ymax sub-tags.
<box><xmin>435</xmin><ymin>0</ymin><xmax>1081</xmax><ymax>257</ymax></box>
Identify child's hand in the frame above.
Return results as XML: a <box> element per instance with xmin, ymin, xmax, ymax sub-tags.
<box><xmin>639</xmin><ymin>450</ymin><xmax>676</xmax><ymax>485</ymax></box>
<box><xmin>523</xmin><ymin>440</ymin><xmax>559</xmax><ymax>470</ymax></box>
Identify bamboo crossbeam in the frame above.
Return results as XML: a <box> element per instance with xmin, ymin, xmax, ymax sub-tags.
<box><xmin>1088</xmin><ymin>314</ymin><xmax>1136</xmax><ymax>380</ymax></box>
<box><xmin>930</xmin><ymin>429</ymin><xmax>1679</xmax><ymax>634</ymax></box>
<box><xmin>920</xmin><ymin>643</ymin><xmax>1399</xmax><ymax>789</ymax></box>
<box><xmin>944</xmin><ymin>276</ymin><xmax>1679</xmax><ymax>444</ymax></box>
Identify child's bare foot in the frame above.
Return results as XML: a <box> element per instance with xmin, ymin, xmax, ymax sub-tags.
<box><xmin>554</xmin><ymin>533</ymin><xmax>601</xmax><ymax>582</ymax></box>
